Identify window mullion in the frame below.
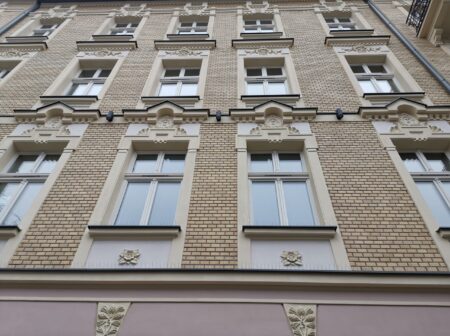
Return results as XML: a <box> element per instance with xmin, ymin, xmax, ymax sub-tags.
<box><xmin>276</xmin><ymin>179</ymin><xmax>288</xmax><ymax>226</ymax></box>
<box><xmin>32</xmin><ymin>153</ymin><xmax>46</xmax><ymax>173</ymax></box>
<box><xmin>0</xmin><ymin>180</ymin><xmax>28</xmax><ymax>224</ymax></box>
<box><xmin>141</xmin><ymin>180</ymin><xmax>158</xmax><ymax>226</ymax></box>
<box><xmin>435</xmin><ymin>180</ymin><xmax>450</xmax><ymax>208</ymax></box>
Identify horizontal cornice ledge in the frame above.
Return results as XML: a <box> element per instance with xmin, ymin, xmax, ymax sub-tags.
<box><xmin>0</xmin><ymin>41</ymin><xmax>47</xmax><ymax>52</ymax></box>
<box><xmin>88</xmin><ymin>225</ymin><xmax>181</xmax><ymax>239</ymax></box>
<box><xmin>0</xmin><ymin>269</ymin><xmax>450</xmax><ymax>289</ymax></box>
<box><xmin>232</xmin><ymin>38</ymin><xmax>294</xmax><ymax>49</ymax></box>
<box><xmin>325</xmin><ymin>35</ymin><xmax>390</xmax><ymax>47</ymax></box>
<box><xmin>76</xmin><ymin>40</ymin><xmax>138</xmax><ymax>51</ymax></box>
<box><xmin>154</xmin><ymin>39</ymin><xmax>216</xmax><ymax>50</ymax></box>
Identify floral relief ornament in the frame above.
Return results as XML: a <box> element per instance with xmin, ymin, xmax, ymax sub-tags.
<box><xmin>281</xmin><ymin>250</ymin><xmax>303</xmax><ymax>266</ymax></box>
<box><xmin>118</xmin><ymin>249</ymin><xmax>141</xmax><ymax>265</ymax></box>
<box><xmin>96</xmin><ymin>302</ymin><xmax>130</xmax><ymax>336</ymax></box>
<box><xmin>284</xmin><ymin>304</ymin><xmax>316</xmax><ymax>336</ymax></box>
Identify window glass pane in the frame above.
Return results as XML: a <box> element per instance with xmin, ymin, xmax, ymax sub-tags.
<box><xmin>279</xmin><ymin>154</ymin><xmax>302</xmax><ymax>172</ymax></box>
<box><xmin>88</xmin><ymin>83</ymin><xmax>103</xmax><ymax>96</ymax></box>
<box><xmin>131</xmin><ymin>23</ymin><xmax>139</xmax><ymax>28</ymax></box>
<box><xmin>164</xmin><ymin>69</ymin><xmax>181</xmax><ymax>77</ymax></box>
<box><xmin>337</xmin><ymin>18</ymin><xmax>351</xmax><ymax>23</ymax></box>
<box><xmin>180</xmin><ymin>22</ymin><xmax>193</xmax><ymax>27</ymax></box>
<box><xmin>283</xmin><ymin>181</ymin><xmax>315</xmax><ymax>226</ymax></box>
<box><xmin>350</xmin><ymin>65</ymin><xmax>365</xmax><ymax>73</ymax></box>
<box><xmin>184</xmin><ymin>68</ymin><xmax>200</xmax><ymax>77</ymax></box>
<box><xmin>358</xmin><ymin>80</ymin><xmax>377</xmax><ymax>93</ymax></box>
<box><xmin>115</xmin><ymin>23</ymin><xmax>128</xmax><ymax>28</ymax></box>
<box><xmin>161</xmin><ymin>154</ymin><xmax>185</xmax><ymax>173</ymax></box>
<box><xmin>400</xmin><ymin>153</ymin><xmax>425</xmax><ymax>172</ymax></box>
<box><xmin>244</xmin><ymin>20</ymin><xmax>257</xmax><ymax>25</ymax></box>
<box><xmin>260</xmin><ymin>27</ymin><xmax>274</xmax><ymax>32</ymax></box>
<box><xmin>442</xmin><ymin>182</ymin><xmax>450</xmax><ymax>200</ymax></box>
<box><xmin>0</xmin><ymin>183</ymin><xmax>20</xmax><ymax>214</ymax></box>
<box><xmin>250</xmin><ymin>154</ymin><xmax>273</xmax><ymax>172</ymax></box>
<box><xmin>179</xmin><ymin>83</ymin><xmax>198</xmax><ymax>96</ymax></box>
<box><xmin>3</xmin><ymin>182</ymin><xmax>43</xmax><ymax>226</ymax></box>
<box><xmin>247</xmin><ymin>82</ymin><xmax>264</xmax><ymax>95</ymax></box>
<box><xmin>114</xmin><ymin>182</ymin><xmax>150</xmax><ymax>225</ymax></box>
<box><xmin>377</xmin><ymin>79</ymin><xmax>396</xmax><ymax>93</ymax></box>
<box><xmin>325</xmin><ymin>18</ymin><xmax>335</xmax><ymax>23</ymax></box>
<box><xmin>99</xmin><ymin>69</ymin><xmax>111</xmax><ymax>77</ymax></box>
<box><xmin>69</xmin><ymin>83</ymin><xmax>88</xmax><ymax>96</ymax></box>
<box><xmin>266</xmin><ymin>68</ymin><xmax>283</xmax><ymax>76</ymax></box>
<box><xmin>246</xmin><ymin>68</ymin><xmax>262</xmax><ymax>77</ymax></box>
<box><xmin>8</xmin><ymin>155</ymin><xmax>39</xmax><ymax>173</ymax></box>
<box><xmin>133</xmin><ymin>154</ymin><xmax>158</xmax><ymax>173</ymax></box>
<box><xmin>36</xmin><ymin>155</ymin><xmax>60</xmax><ymax>173</ymax></box>
<box><xmin>79</xmin><ymin>70</ymin><xmax>96</xmax><ymax>78</ymax></box>
<box><xmin>267</xmin><ymin>81</ymin><xmax>286</xmax><ymax>94</ymax></box>
<box><xmin>424</xmin><ymin>153</ymin><xmax>450</xmax><ymax>172</ymax></box>
<box><xmin>148</xmin><ymin>182</ymin><xmax>180</xmax><ymax>226</ymax></box>
<box><xmin>244</xmin><ymin>27</ymin><xmax>258</xmax><ymax>32</ymax></box>
<box><xmin>368</xmin><ymin>65</ymin><xmax>386</xmax><ymax>73</ymax></box>
<box><xmin>251</xmin><ymin>181</ymin><xmax>280</xmax><ymax>226</ymax></box>
<box><xmin>416</xmin><ymin>182</ymin><xmax>450</xmax><ymax>227</ymax></box>
<box><xmin>196</xmin><ymin>22</ymin><xmax>208</xmax><ymax>26</ymax></box>
<box><xmin>159</xmin><ymin>83</ymin><xmax>178</xmax><ymax>96</ymax></box>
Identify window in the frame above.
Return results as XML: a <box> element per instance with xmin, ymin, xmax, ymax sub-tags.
<box><xmin>325</xmin><ymin>17</ymin><xmax>357</xmax><ymax>30</ymax></box>
<box><xmin>245</xmin><ymin>66</ymin><xmax>287</xmax><ymax>95</ymax></box>
<box><xmin>158</xmin><ymin>67</ymin><xmax>199</xmax><ymax>96</ymax></box>
<box><xmin>109</xmin><ymin>22</ymin><xmax>138</xmax><ymax>35</ymax></box>
<box><xmin>249</xmin><ymin>152</ymin><xmax>316</xmax><ymax>226</ymax></box>
<box><xmin>400</xmin><ymin>151</ymin><xmax>450</xmax><ymax>227</ymax></box>
<box><xmin>0</xmin><ymin>69</ymin><xmax>10</xmax><ymax>79</ymax></box>
<box><xmin>113</xmin><ymin>153</ymin><xmax>185</xmax><ymax>226</ymax></box>
<box><xmin>177</xmin><ymin>21</ymin><xmax>208</xmax><ymax>34</ymax></box>
<box><xmin>0</xmin><ymin>153</ymin><xmax>60</xmax><ymax>226</ymax></box>
<box><xmin>243</xmin><ymin>19</ymin><xmax>275</xmax><ymax>33</ymax></box>
<box><xmin>32</xmin><ymin>23</ymin><xmax>59</xmax><ymax>36</ymax></box>
<box><xmin>66</xmin><ymin>68</ymin><xmax>112</xmax><ymax>96</ymax></box>
<box><xmin>350</xmin><ymin>64</ymin><xmax>399</xmax><ymax>94</ymax></box>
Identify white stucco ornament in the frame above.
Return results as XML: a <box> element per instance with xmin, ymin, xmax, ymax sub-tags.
<box><xmin>281</xmin><ymin>250</ymin><xmax>303</xmax><ymax>266</ymax></box>
<box><xmin>118</xmin><ymin>249</ymin><xmax>141</xmax><ymax>265</ymax></box>
<box><xmin>284</xmin><ymin>304</ymin><xmax>316</xmax><ymax>336</ymax></box>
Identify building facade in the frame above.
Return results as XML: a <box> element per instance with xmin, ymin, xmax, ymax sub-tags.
<box><xmin>0</xmin><ymin>0</ymin><xmax>449</xmax><ymax>334</ymax></box>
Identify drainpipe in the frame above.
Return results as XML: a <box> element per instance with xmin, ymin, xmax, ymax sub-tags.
<box><xmin>0</xmin><ymin>1</ymin><xmax>41</xmax><ymax>36</ymax></box>
<box><xmin>365</xmin><ymin>0</ymin><xmax>450</xmax><ymax>94</ymax></box>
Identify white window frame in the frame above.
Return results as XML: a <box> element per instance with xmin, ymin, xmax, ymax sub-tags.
<box><xmin>32</xmin><ymin>23</ymin><xmax>59</xmax><ymax>37</ymax></box>
<box><xmin>245</xmin><ymin>66</ymin><xmax>288</xmax><ymax>95</ymax></box>
<box><xmin>243</xmin><ymin>18</ymin><xmax>275</xmax><ymax>33</ymax></box>
<box><xmin>248</xmin><ymin>152</ymin><xmax>318</xmax><ymax>226</ymax></box>
<box><xmin>177</xmin><ymin>21</ymin><xmax>208</xmax><ymax>34</ymax></box>
<box><xmin>325</xmin><ymin>17</ymin><xmax>357</xmax><ymax>30</ymax></box>
<box><xmin>400</xmin><ymin>151</ymin><xmax>450</xmax><ymax>216</ymax></box>
<box><xmin>110</xmin><ymin>152</ymin><xmax>185</xmax><ymax>226</ymax></box>
<box><xmin>351</xmin><ymin>63</ymin><xmax>400</xmax><ymax>94</ymax></box>
<box><xmin>66</xmin><ymin>68</ymin><xmax>111</xmax><ymax>96</ymax></box>
<box><xmin>0</xmin><ymin>153</ymin><xmax>58</xmax><ymax>225</ymax></box>
<box><xmin>109</xmin><ymin>22</ymin><xmax>138</xmax><ymax>35</ymax></box>
<box><xmin>158</xmin><ymin>67</ymin><xmax>200</xmax><ymax>97</ymax></box>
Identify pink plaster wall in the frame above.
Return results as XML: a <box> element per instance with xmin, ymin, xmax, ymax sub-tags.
<box><xmin>119</xmin><ymin>303</ymin><xmax>293</xmax><ymax>336</ymax></box>
<box><xmin>0</xmin><ymin>301</ymin><xmax>96</xmax><ymax>336</ymax></box>
<box><xmin>318</xmin><ymin>305</ymin><xmax>450</xmax><ymax>336</ymax></box>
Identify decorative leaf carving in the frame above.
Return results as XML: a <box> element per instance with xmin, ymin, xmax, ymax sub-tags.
<box><xmin>284</xmin><ymin>305</ymin><xmax>316</xmax><ymax>336</ymax></box>
<box><xmin>96</xmin><ymin>303</ymin><xmax>130</xmax><ymax>336</ymax></box>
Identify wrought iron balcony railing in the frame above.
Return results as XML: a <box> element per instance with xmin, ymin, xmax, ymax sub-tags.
<box><xmin>406</xmin><ymin>0</ymin><xmax>431</xmax><ymax>35</ymax></box>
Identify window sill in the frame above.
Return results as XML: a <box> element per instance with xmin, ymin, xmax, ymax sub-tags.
<box><xmin>437</xmin><ymin>227</ymin><xmax>450</xmax><ymax>240</ymax></box>
<box><xmin>240</xmin><ymin>32</ymin><xmax>283</xmax><ymax>39</ymax></box>
<box><xmin>0</xmin><ymin>225</ymin><xmax>21</xmax><ymax>239</ymax></box>
<box><xmin>40</xmin><ymin>95</ymin><xmax>99</xmax><ymax>107</ymax></box>
<box><xmin>243</xmin><ymin>225</ymin><xmax>337</xmax><ymax>239</ymax></box>
<box><xmin>5</xmin><ymin>36</ymin><xmax>48</xmax><ymax>43</ymax></box>
<box><xmin>91</xmin><ymin>34</ymin><xmax>134</xmax><ymax>42</ymax></box>
<box><xmin>241</xmin><ymin>94</ymin><xmax>300</xmax><ymax>106</ymax></box>
<box><xmin>363</xmin><ymin>92</ymin><xmax>425</xmax><ymax>105</ymax></box>
<box><xmin>324</xmin><ymin>35</ymin><xmax>390</xmax><ymax>46</ymax></box>
<box><xmin>232</xmin><ymin>38</ymin><xmax>294</xmax><ymax>49</ymax></box>
<box><xmin>154</xmin><ymin>39</ymin><xmax>216</xmax><ymax>50</ymax></box>
<box><xmin>141</xmin><ymin>96</ymin><xmax>200</xmax><ymax>107</ymax></box>
<box><xmin>76</xmin><ymin>40</ymin><xmax>137</xmax><ymax>51</ymax></box>
<box><xmin>88</xmin><ymin>225</ymin><xmax>181</xmax><ymax>239</ymax></box>
<box><xmin>0</xmin><ymin>40</ymin><xmax>47</xmax><ymax>51</ymax></box>
<box><xmin>166</xmin><ymin>33</ymin><xmax>210</xmax><ymax>41</ymax></box>
<box><xmin>328</xmin><ymin>29</ymin><xmax>375</xmax><ymax>38</ymax></box>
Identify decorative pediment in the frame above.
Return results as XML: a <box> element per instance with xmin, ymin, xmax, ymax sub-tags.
<box><xmin>13</xmin><ymin>102</ymin><xmax>100</xmax><ymax>124</ymax></box>
<box><xmin>112</xmin><ymin>4</ymin><xmax>148</xmax><ymax>17</ymax></box>
<box><xmin>244</xmin><ymin>1</ymin><xmax>274</xmax><ymax>14</ymax></box>
<box><xmin>316</xmin><ymin>0</ymin><xmax>347</xmax><ymax>11</ymax></box>
<box><xmin>123</xmin><ymin>101</ymin><xmax>209</xmax><ymax>124</ymax></box>
<box><xmin>37</xmin><ymin>5</ymin><xmax>77</xmax><ymax>19</ymax></box>
<box><xmin>181</xmin><ymin>2</ymin><xmax>211</xmax><ymax>16</ymax></box>
<box><xmin>359</xmin><ymin>99</ymin><xmax>450</xmax><ymax>121</ymax></box>
<box><xmin>230</xmin><ymin>100</ymin><xmax>317</xmax><ymax>122</ymax></box>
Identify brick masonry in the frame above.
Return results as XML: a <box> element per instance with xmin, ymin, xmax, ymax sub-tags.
<box><xmin>181</xmin><ymin>123</ymin><xmax>238</xmax><ymax>268</ymax></box>
<box><xmin>9</xmin><ymin>123</ymin><xmax>127</xmax><ymax>268</ymax></box>
<box><xmin>311</xmin><ymin>121</ymin><xmax>448</xmax><ymax>272</ymax></box>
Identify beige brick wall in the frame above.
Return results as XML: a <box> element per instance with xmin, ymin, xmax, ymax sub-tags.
<box><xmin>281</xmin><ymin>10</ymin><xmax>362</xmax><ymax>113</ymax></box>
<box><xmin>0</xmin><ymin>2</ymin><xmax>32</xmax><ymax>29</ymax></box>
<box><xmin>361</xmin><ymin>5</ymin><xmax>450</xmax><ymax>105</ymax></box>
<box><xmin>181</xmin><ymin>123</ymin><xmax>238</xmax><ymax>269</ymax></box>
<box><xmin>311</xmin><ymin>121</ymin><xmax>448</xmax><ymax>272</ymax></box>
<box><xmin>9</xmin><ymin>123</ymin><xmax>127</xmax><ymax>268</ymax></box>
